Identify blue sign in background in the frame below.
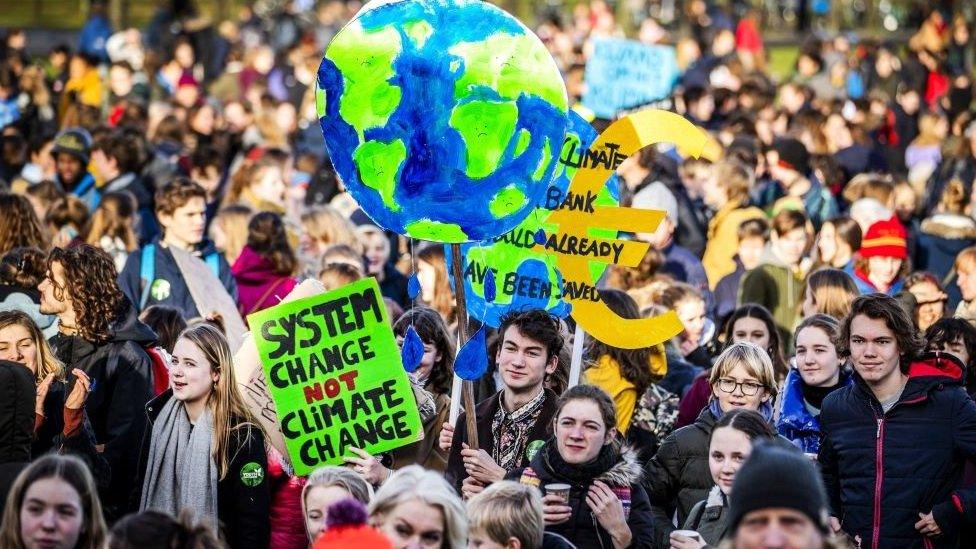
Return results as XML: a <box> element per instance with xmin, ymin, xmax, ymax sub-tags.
<box><xmin>582</xmin><ymin>39</ymin><xmax>679</xmax><ymax>119</ymax></box>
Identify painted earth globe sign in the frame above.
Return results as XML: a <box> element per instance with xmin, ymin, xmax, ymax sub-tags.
<box><xmin>317</xmin><ymin>0</ymin><xmax>570</xmax><ymax>243</ymax></box>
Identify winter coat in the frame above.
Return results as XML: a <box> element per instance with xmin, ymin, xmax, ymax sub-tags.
<box><xmin>390</xmin><ymin>391</ymin><xmax>451</xmax><ymax>472</ymax></box>
<box><xmin>916</xmin><ymin>214</ymin><xmax>976</xmax><ymax>280</ymax></box>
<box><xmin>267</xmin><ymin>446</ymin><xmax>307</xmax><ymax>549</ymax></box>
<box><xmin>774</xmin><ymin>369</ymin><xmax>852</xmax><ymax>454</ymax></box>
<box><xmin>847</xmin><ymin>263</ymin><xmax>905</xmax><ymax>297</ymax></box>
<box><xmin>48</xmin><ymin>301</ymin><xmax>156</xmax><ymax>519</ymax></box>
<box><xmin>0</xmin><ymin>360</ymin><xmax>33</xmax><ymax>513</ymax></box>
<box><xmin>643</xmin><ymin>406</ymin><xmax>719</xmax><ymax>547</ymax></box>
<box><xmin>658</xmin><ymin>347</ymin><xmax>702</xmax><ymax>400</ymax></box>
<box><xmin>119</xmin><ymin>239</ymin><xmax>237</xmax><ymax>318</ymax></box>
<box><xmin>645</xmin><ymin>405</ymin><xmax>793</xmax><ymax>547</ymax></box>
<box><xmin>738</xmin><ymin>247</ymin><xmax>804</xmax><ymax>349</ymax></box>
<box><xmin>509</xmin><ymin>444</ymin><xmax>655</xmax><ymax>549</ymax></box>
<box><xmin>379</xmin><ymin>262</ymin><xmax>410</xmax><ymax>309</ymax></box>
<box><xmin>819</xmin><ymin>353</ymin><xmax>976</xmax><ymax>548</ymax></box>
<box><xmin>682</xmin><ymin>486</ymin><xmax>730</xmax><ymax>548</ymax></box>
<box><xmin>585</xmin><ymin>351</ymin><xmax>668</xmax><ymax>434</ymax></box>
<box><xmin>135</xmin><ymin>389</ymin><xmax>271</xmax><ymax>549</ymax></box>
<box><xmin>232</xmin><ymin>246</ymin><xmax>298</xmax><ymax>319</ymax></box>
<box><xmin>446</xmin><ymin>389</ymin><xmax>558</xmax><ymax>495</ymax></box>
<box><xmin>712</xmin><ymin>259</ymin><xmax>745</xmax><ymax>323</ymax></box>
<box><xmin>701</xmin><ymin>201</ymin><xmax>765</xmax><ymax>289</ymax></box>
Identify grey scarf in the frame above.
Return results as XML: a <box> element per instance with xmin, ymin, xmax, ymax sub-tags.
<box><xmin>139</xmin><ymin>398</ymin><xmax>218</xmax><ymax>527</ymax></box>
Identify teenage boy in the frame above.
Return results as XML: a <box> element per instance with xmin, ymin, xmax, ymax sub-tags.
<box><xmin>445</xmin><ymin>309</ymin><xmax>563</xmax><ymax>498</ymax></box>
<box><xmin>51</xmin><ymin>127</ymin><xmax>98</xmax><ymax>208</ymax></box>
<box><xmin>819</xmin><ymin>294</ymin><xmax>976</xmax><ymax>547</ymax></box>
<box><xmin>91</xmin><ymin>129</ymin><xmax>156</xmax><ymax>242</ymax></box>
<box><xmin>467</xmin><ymin>481</ymin><xmax>574</xmax><ymax>549</ymax></box>
<box><xmin>738</xmin><ymin>209</ymin><xmax>809</xmax><ymax>347</ymax></box>
<box><xmin>119</xmin><ymin>178</ymin><xmax>236</xmax><ymax>319</ymax></box>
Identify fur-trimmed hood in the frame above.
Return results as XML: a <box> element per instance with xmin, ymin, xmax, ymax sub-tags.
<box><xmin>920</xmin><ymin>213</ymin><xmax>976</xmax><ymax>240</ymax></box>
<box><xmin>595</xmin><ymin>444</ymin><xmax>643</xmax><ymax>486</ymax></box>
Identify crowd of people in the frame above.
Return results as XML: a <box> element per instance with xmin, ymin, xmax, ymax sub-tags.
<box><xmin>0</xmin><ymin>0</ymin><xmax>976</xmax><ymax>548</ymax></box>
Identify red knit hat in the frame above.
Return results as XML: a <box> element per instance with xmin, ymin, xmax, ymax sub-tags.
<box><xmin>860</xmin><ymin>216</ymin><xmax>908</xmax><ymax>260</ymax></box>
<box><xmin>312</xmin><ymin>499</ymin><xmax>392</xmax><ymax>549</ymax></box>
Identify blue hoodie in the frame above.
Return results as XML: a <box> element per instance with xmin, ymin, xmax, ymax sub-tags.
<box><xmin>776</xmin><ymin>368</ymin><xmax>852</xmax><ymax>454</ymax></box>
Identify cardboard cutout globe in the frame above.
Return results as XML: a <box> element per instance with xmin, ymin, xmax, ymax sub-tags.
<box><xmin>317</xmin><ymin>0</ymin><xmax>569</xmax><ymax>243</ymax></box>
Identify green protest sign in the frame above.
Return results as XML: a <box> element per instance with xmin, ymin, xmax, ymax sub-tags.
<box><xmin>248</xmin><ymin>277</ymin><xmax>422</xmax><ymax>476</ymax></box>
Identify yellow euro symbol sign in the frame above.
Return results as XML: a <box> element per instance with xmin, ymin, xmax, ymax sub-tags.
<box><xmin>541</xmin><ymin>109</ymin><xmax>721</xmax><ymax>349</ymax></box>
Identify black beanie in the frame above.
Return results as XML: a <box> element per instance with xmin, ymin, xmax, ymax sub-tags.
<box><xmin>728</xmin><ymin>444</ymin><xmax>829</xmax><ymax>533</ymax></box>
<box><xmin>772</xmin><ymin>137</ymin><xmax>810</xmax><ymax>176</ymax></box>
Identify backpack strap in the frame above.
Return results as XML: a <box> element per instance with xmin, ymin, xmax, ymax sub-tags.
<box><xmin>204</xmin><ymin>252</ymin><xmax>220</xmax><ymax>278</ymax></box>
<box><xmin>139</xmin><ymin>244</ymin><xmax>156</xmax><ymax>309</ymax></box>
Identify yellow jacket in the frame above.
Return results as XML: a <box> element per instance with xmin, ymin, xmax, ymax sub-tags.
<box><xmin>702</xmin><ymin>201</ymin><xmax>765</xmax><ymax>289</ymax></box>
<box><xmin>584</xmin><ymin>346</ymin><xmax>667</xmax><ymax>434</ymax></box>
<box><xmin>64</xmin><ymin>69</ymin><xmax>103</xmax><ymax>108</ymax></box>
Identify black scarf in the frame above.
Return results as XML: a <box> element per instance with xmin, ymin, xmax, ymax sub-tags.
<box><xmin>801</xmin><ymin>379</ymin><xmax>846</xmax><ymax>411</ymax></box>
<box><xmin>542</xmin><ymin>439</ymin><xmax>617</xmax><ymax>485</ymax></box>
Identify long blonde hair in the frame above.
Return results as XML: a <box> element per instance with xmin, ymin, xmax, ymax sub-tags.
<box><xmin>0</xmin><ymin>310</ymin><xmax>63</xmax><ymax>384</ymax></box>
<box><xmin>177</xmin><ymin>323</ymin><xmax>262</xmax><ymax>479</ymax></box>
<box><xmin>210</xmin><ymin>204</ymin><xmax>253</xmax><ymax>265</ymax></box>
<box><xmin>300</xmin><ymin>205</ymin><xmax>362</xmax><ymax>254</ymax></box>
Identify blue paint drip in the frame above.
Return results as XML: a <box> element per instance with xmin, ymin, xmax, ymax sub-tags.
<box><xmin>317</xmin><ymin>0</ymin><xmax>568</xmax><ymax>241</ymax></box>
<box><xmin>408</xmin><ymin>273</ymin><xmax>421</xmax><ymax>300</ymax></box>
<box><xmin>401</xmin><ymin>325</ymin><xmax>425</xmax><ymax>373</ymax></box>
<box><xmin>484</xmin><ymin>268</ymin><xmax>496</xmax><ymax>303</ymax></box>
<box><xmin>533</xmin><ymin>229</ymin><xmax>547</xmax><ymax>245</ymax></box>
<box><xmin>455</xmin><ymin>325</ymin><xmax>489</xmax><ymax>380</ymax></box>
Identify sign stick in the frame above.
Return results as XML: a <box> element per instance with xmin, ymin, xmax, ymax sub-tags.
<box><xmin>450</xmin><ymin>243</ymin><xmax>479</xmax><ymax>450</ymax></box>
<box><xmin>568</xmin><ymin>323</ymin><xmax>586</xmax><ymax>388</ymax></box>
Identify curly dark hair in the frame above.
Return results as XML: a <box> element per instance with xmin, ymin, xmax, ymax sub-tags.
<box><xmin>48</xmin><ymin>245</ymin><xmax>125</xmax><ymax>343</ymax></box>
<box><xmin>586</xmin><ymin>289</ymin><xmax>659</xmax><ymax>396</ymax></box>
<box><xmin>0</xmin><ymin>247</ymin><xmax>47</xmax><ymax>288</ymax></box>
<box><xmin>246</xmin><ymin>211</ymin><xmax>297</xmax><ymax>276</ymax></box>
<box><xmin>0</xmin><ymin>193</ymin><xmax>49</xmax><ymax>255</ymax></box>
<box><xmin>837</xmin><ymin>293</ymin><xmax>925</xmax><ymax>374</ymax></box>
<box><xmin>392</xmin><ymin>306</ymin><xmax>456</xmax><ymax>396</ymax></box>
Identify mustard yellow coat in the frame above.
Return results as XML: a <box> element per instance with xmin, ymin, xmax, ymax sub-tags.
<box><xmin>702</xmin><ymin>202</ymin><xmax>765</xmax><ymax>289</ymax></box>
<box><xmin>584</xmin><ymin>347</ymin><xmax>667</xmax><ymax>434</ymax></box>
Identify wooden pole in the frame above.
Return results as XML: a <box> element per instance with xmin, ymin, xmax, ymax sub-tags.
<box><xmin>450</xmin><ymin>243</ymin><xmax>479</xmax><ymax>450</ymax></box>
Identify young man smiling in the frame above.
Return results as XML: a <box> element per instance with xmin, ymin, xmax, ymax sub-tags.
<box><xmin>445</xmin><ymin>309</ymin><xmax>563</xmax><ymax>498</ymax></box>
<box><xmin>818</xmin><ymin>294</ymin><xmax>976</xmax><ymax>548</ymax></box>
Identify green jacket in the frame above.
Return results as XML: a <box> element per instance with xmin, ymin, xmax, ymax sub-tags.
<box><xmin>737</xmin><ymin>247</ymin><xmax>804</xmax><ymax>349</ymax></box>
<box><xmin>682</xmin><ymin>486</ymin><xmax>730</xmax><ymax>548</ymax></box>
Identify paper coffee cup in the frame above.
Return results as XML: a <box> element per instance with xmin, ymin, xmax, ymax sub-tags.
<box><xmin>544</xmin><ymin>483</ymin><xmax>571</xmax><ymax>504</ymax></box>
<box><xmin>672</xmin><ymin>530</ymin><xmax>703</xmax><ymax>542</ymax></box>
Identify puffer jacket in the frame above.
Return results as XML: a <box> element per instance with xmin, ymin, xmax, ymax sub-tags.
<box><xmin>819</xmin><ymin>353</ymin><xmax>976</xmax><ymax>548</ymax></box>
<box><xmin>510</xmin><ymin>443</ymin><xmax>654</xmax><ymax>549</ymax></box>
<box><xmin>681</xmin><ymin>486</ymin><xmax>730</xmax><ymax>548</ymax></box>
<box><xmin>643</xmin><ymin>406</ymin><xmax>718</xmax><ymax>547</ymax></box>
<box><xmin>48</xmin><ymin>300</ymin><xmax>155</xmax><ymax>520</ymax></box>
<box><xmin>916</xmin><ymin>214</ymin><xmax>976</xmax><ymax>280</ymax></box>
<box><xmin>774</xmin><ymin>369</ymin><xmax>853</xmax><ymax>454</ymax></box>
<box><xmin>845</xmin><ymin>262</ymin><xmax>905</xmax><ymax>297</ymax></box>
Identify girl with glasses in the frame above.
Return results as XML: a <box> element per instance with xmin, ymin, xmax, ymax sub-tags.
<box><xmin>644</xmin><ymin>342</ymin><xmax>778</xmax><ymax>548</ymax></box>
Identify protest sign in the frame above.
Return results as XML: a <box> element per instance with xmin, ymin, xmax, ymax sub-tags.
<box><xmin>582</xmin><ymin>39</ymin><xmax>679</xmax><ymax>120</ymax></box>
<box><xmin>317</xmin><ymin>0</ymin><xmax>569</xmax><ymax>243</ymax></box>
<box><xmin>539</xmin><ymin>109</ymin><xmax>721</xmax><ymax>349</ymax></box>
<box><xmin>449</xmin><ymin>111</ymin><xmax>619</xmax><ymax>327</ymax></box>
<box><xmin>248</xmin><ymin>277</ymin><xmax>422</xmax><ymax>476</ymax></box>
